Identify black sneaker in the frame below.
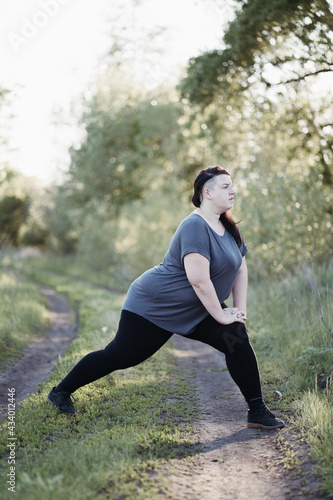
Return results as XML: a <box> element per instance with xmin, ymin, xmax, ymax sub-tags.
<box><xmin>47</xmin><ymin>387</ymin><xmax>76</xmax><ymax>415</ymax></box>
<box><xmin>247</xmin><ymin>405</ymin><xmax>284</xmax><ymax>430</ymax></box>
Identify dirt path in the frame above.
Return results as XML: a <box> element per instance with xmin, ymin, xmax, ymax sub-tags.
<box><xmin>164</xmin><ymin>334</ymin><xmax>325</xmax><ymax>500</ymax></box>
<box><xmin>0</xmin><ymin>285</ymin><xmax>77</xmax><ymax>416</ymax></box>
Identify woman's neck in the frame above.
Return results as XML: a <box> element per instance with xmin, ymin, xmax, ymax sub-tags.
<box><xmin>194</xmin><ymin>207</ymin><xmax>225</xmax><ymax>235</ymax></box>
<box><xmin>195</xmin><ymin>206</ymin><xmax>220</xmax><ymax>224</ymax></box>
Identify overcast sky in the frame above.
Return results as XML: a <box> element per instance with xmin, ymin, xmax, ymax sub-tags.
<box><xmin>1</xmin><ymin>0</ymin><xmax>234</xmax><ymax>184</ymax></box>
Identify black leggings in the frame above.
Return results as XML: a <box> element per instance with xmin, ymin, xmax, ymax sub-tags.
<box><xmin>57</xmin><ymin>310</ymin><xmax>262</xmax><ymax>404</ymax></box>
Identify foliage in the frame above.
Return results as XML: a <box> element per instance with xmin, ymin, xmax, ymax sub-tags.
<box><xmin>48</xmin><ymin>82</ymin><xmax>193</xmax><ymax>274</ymax></box>
<box><xmin>296</xmin><ymin>347</ymin><xmax>333</xmax><ymax>382</ymax></box>
<box><xmin>54</xmin><ymin>180</ymin><xmax>190</xmax><ymax>282</ymax></box>
<box><xmin>109</xmin><ymin>189</ymin><xmax>190</xmax><ymax>280</ymax></box>
<box><xmin>60</xmin><ymin>88</ymin><xmax>183</xmax><ymax>214</ymax></box>
<box><xmin>48</xmin><ymin>82</ymin><xmax>333</xmax><ymax>279</ymax></box>
<box><xmin>174</xmin><ymin>1</ymin><xmax>333</xmax><ymax>282</ymax></box>
<box><xmin>292</xmin><ymin>388</ymin><xmax>333</xmax><ymax>495</ymax></box>
<box><xmin>45</xmin><ymin>187</ymin><xmax>78</xmax><ymax>254</ymax></box>
<box><xmin>0</xmin><ymin>195</ymin><xmax>29</xmax><ymax>247</ymax></box>
<box><xmin>244</xmin><ymin>259</ymin><xmax>333</xmax><ymax>496</ymax></box>
<box><xmin>238</xmin><ymin>150</ymin><xmax>332</xmax><ymax>278</ymax></box>
<box><xmin>0</xmin><ymin>168</ymin><xmax>51</xmax><ymax>249</ymax></box>
<box><xmin>180</xmin><ymin>0</ymin><xmax>333</xmax><ymax>101</ymax></box>
<box><xmin>12</xmin><ymin>0</ymin><xmax>331</xmax><ymax>282</ymax></box>
<box><xmin>18</xmin><ymin>252</ymin><xmax>127</xmax><ymax>293</ymax></box>
<box><xmin>180</xmin><ymin>0</ymin><xmax>333</xmax><ymax>186</ymax></box>
<box><xmin>247</xmin><ymin>260</ymin><xmax>333</xmax><ymax>388</ymax></box>
<box><xmin>19</xmin><ymin>189</ymin><xmax>53</xmax><ymax>248</ymax></box>
<box><xmin>171</xmin><ymin>92</ymin><xmax>333</xmax><ymax>279</ymax></box>
<box><xmin>19</xmin><ymin>222</ymin><xmax>49</xmax><ymax>247</ymax></box>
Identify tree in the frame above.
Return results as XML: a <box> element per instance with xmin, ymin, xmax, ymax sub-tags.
<box><xmin>180</xmin><ymin>0</ymin><xmax>333</xmax><ymax>183</ymax></box>
<box><xmin>61</xmin><ymin>88</ymin><xmax>183</xmax><ymax>214</ymax></box>
<box><xmin>49</xmin><ymin>79</ymin><xmax>193</xmax><ymax>273</ymax></box>
<box><xmin>180</xmin><ymin>0</ymin><xmax>333</xmax><ymax>102</ymax></box>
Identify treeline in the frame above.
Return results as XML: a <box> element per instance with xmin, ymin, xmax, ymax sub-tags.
<box><xmin>1</xmin><ymin>0</ymin><xmax>332</xmax><ymax>281</ymax></box>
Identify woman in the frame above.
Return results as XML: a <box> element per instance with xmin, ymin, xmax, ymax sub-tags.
<box><xmin>48</xmin><ymin>166</ymin><xmax>284</xmax><ymax>430</ymax></box>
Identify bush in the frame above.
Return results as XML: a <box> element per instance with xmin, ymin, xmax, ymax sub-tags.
<box><xmin>75</xmin><ymin>206</ymin><xmax>118</xmax><ymax>272</ymax></box>
<box><xmin>74</xmin><ymin>189</ymin><xmax>190</xmax><ymax>281</ymax></box>
<box><xmin>0</xmin><ymin>195</ymin><xmax>29</xmax><ymax>247</ymax></box>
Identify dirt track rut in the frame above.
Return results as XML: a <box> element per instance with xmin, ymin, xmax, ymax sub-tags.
<box><xmin>0</xmin><ymin>285</ymin><xmax>77</xmax><ymax>416</ymax></box>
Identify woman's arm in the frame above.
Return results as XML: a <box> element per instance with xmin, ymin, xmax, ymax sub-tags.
<box><xmin>232</xmin><ymin>256</ymin><xmax>248</xmax><ymax>314</ymax></box>
<box><xmin>183</xmin><ymin>252</ymin><xmax>246</xmax><ymax>325</ymax></box>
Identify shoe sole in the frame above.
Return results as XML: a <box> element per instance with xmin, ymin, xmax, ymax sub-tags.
<box><xmin>247</xmin><ymin>422</ymin><xmax>284</xmax><ymax>430</ymax></box>
<box><xmin>47</xmin><ymin>396</ymin><xmax>76</xmax><ymax>415</ymax></box>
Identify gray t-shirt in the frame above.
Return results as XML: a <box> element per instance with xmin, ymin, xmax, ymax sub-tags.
<box><xmin>122</xmin><ymin>213</ymin><xmax>248</xmax><ymax>335</ymax></box>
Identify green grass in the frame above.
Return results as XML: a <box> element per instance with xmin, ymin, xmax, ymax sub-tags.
<box><xmin>0</xmin><ymin>268</ymin><xmax>50</xmax><ymax>368</ymax></box>
<box><xmin>1</xmin><ymin>252</ymin><xmax>333</xmax><ymax>497</ymax></box>
<box><xmin>292</xmin><ymin>387</ymin><xmax>333</xmax><ymax>494</ymax></box>
<box><xmin>7</xmin><ymin>252</ymin><xmax>130</xmax><ymax>293</ymax></box>
<box><xmin>0</xmin><ymin>258</ymin><xmax>199</xmax><ymax>499</ymax></box>
<box><xmin>246</xmin><ymin>259</ymin><xmax>333</xmax><ymax>496</ymax></box>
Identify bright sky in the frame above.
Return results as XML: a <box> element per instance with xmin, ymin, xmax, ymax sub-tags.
<box><xmin>0</xmin><ymin>0</ymin><xmax>233</xmax><ymax>185</ymax></box>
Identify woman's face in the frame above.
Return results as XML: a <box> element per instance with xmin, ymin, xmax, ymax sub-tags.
<box><xmin>205</xmin><ymin>174</ymin><xmax>236</xmax><ymax>213</ymax></box>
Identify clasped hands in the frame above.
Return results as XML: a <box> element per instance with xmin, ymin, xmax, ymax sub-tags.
<box><xmin>221</xmin><ymin>307</ymin><xmax>247</xmax><ymax>325</ymax></box>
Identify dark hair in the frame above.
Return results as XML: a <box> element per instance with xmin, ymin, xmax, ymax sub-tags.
<box><xmin>192</xmin><ymin>166</ymin><xmax>242</xmax><ymax>247</ymax></box>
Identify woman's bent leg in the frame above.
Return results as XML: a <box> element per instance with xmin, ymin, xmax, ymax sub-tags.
<box><xmin>55</xmin><ymin>311</ymin><xmax>173</xmax><ymax>394</ymax></box>
<box><xmin>187</xmin><ymin>315</ymin><xmax>284</xmax><ymax>429</ymax></box>
<box><xmin>186</xmin><ymin>315</ymin><xmax>262</xmax><ymax>403</ymax></box>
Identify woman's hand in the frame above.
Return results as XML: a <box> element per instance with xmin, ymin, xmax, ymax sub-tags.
<box><xmin>220</xmin><ymin>307</ymin><xmax>247</xmax><ymax>325</ymax></box>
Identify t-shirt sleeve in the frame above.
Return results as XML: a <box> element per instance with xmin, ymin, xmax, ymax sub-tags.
<box><xmin>239</xmin><ymin>238</ymin><xmax>248</xmax><ymax>257</ymax></box>
<box><xmin>179</xmin><ymin>218</ymin><xmax>211</xmax><ymax>262</ymax></box>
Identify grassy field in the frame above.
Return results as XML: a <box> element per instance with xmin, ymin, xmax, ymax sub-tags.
<box><xmin>246</xmin><ymin>260</ymin><xmax>333</xmax><ymax>495</ymax></box>
<box><xmin>0</xmin><ymin>257</ymin><xmax>199</xmax><ymax>499</ymax></box>
<box><xmin>0</xmin><ymin>264</ymin><xmax>50</xmax><ymax>369</ymax></box>
<box><xmin>0</xmin><ymin>253</ymin><xmax>332</xmax><ymax>497</ymax></box>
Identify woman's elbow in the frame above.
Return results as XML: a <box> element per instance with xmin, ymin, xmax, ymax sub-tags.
<box><xmin>188</xmin><ymin>276</ymin><xmax>210</xmax><ymax>292</ymax></box>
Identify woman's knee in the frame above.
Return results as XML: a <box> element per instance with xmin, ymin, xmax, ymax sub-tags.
<box><xmin>103</xmin><ymin>340</ymin><xmax>123</xmax><ymax>367</ymax></box>
<box><xmin>221</xmin><ymin>322</ymin><xmax>250</xmax><ymax>355</ymax></box>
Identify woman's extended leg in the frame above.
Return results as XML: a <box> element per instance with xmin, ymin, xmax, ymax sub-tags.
<box><xmin>48</xmin><ymin>311</ymin><xmax>173</xmax><ymax>413</ymax></box>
